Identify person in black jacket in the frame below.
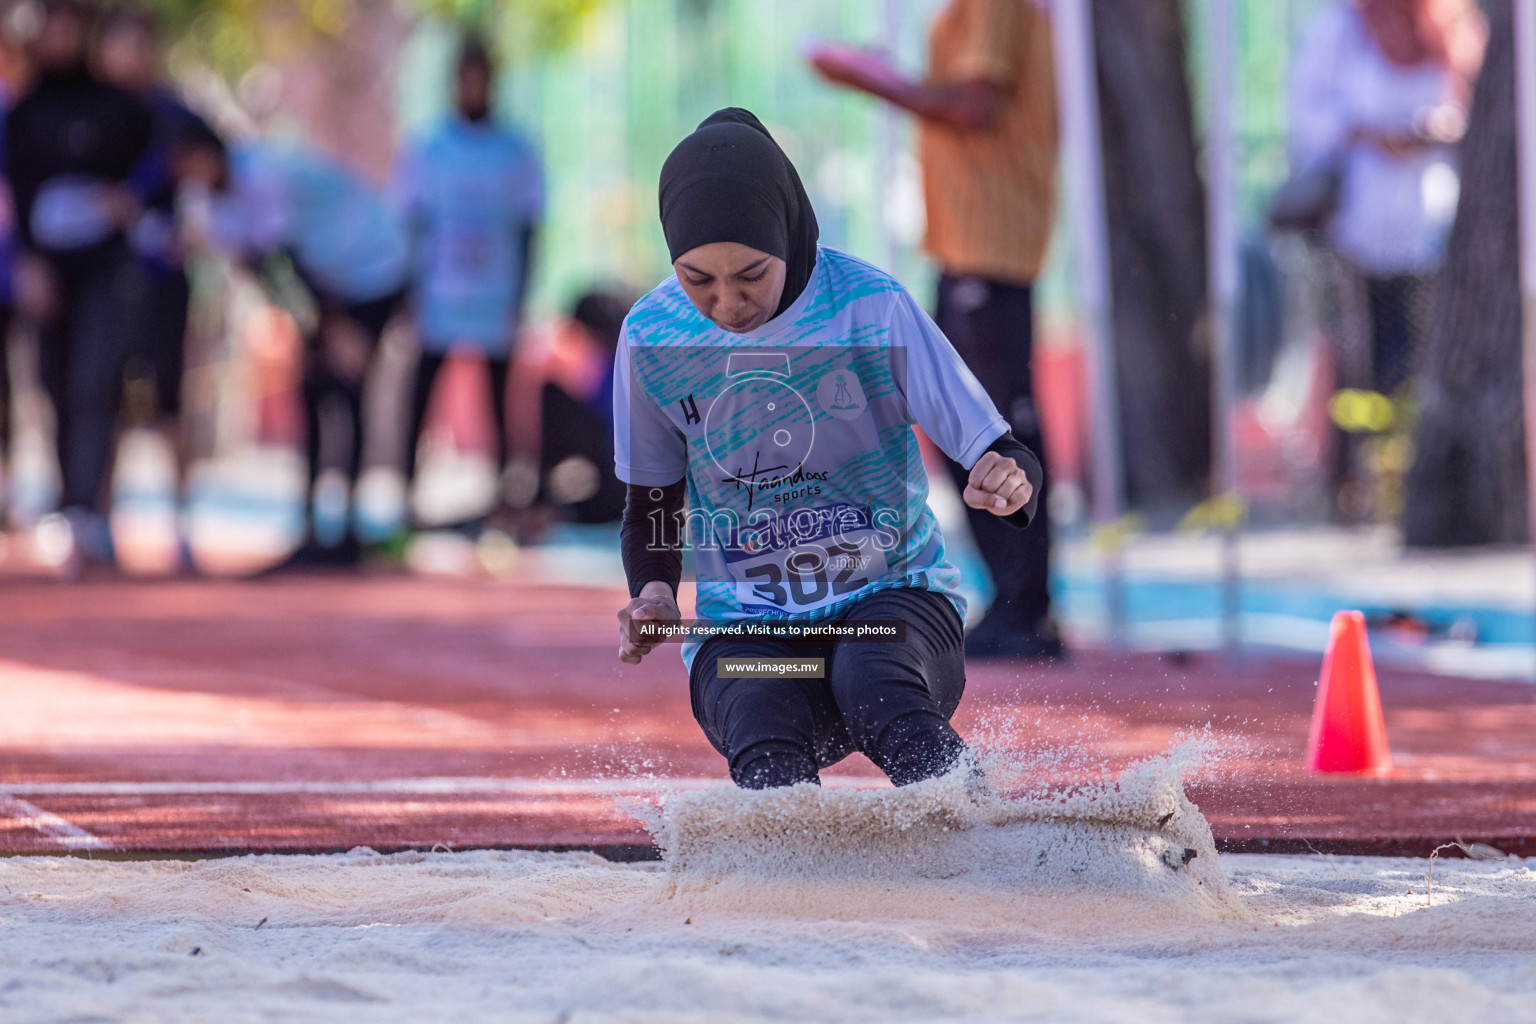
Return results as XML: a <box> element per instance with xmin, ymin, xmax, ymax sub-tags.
<box><xmin>5</xmin><ymin>0</ymin><xmax>154</xmax><ymax>566</ymax></box>
<box><xmin>95</xmin><ymin>4</ymin><xmax>212</xmax><ymax>528</ymax></box>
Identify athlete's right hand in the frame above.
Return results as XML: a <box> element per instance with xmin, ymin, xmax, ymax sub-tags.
<box><xmin>617</xmin><ymin>582</ymin><xmax>681</xmax><ymax>664</ymax></box>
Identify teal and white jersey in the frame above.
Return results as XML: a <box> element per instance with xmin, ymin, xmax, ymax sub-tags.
<box><xmin>614</xmin><ymin>246</ymin><xmax>1008</xmax><ymax>671</ymax></box>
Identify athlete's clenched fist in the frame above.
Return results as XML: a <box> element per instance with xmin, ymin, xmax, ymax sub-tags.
<box><xmin>617</xmin><ymin>581</ymin><xmax>682</xmax><ymax>664</ymax></box>
<box><xmin>963</xmin><ymin>451</ymin><xmax>1034</xmax><ymax>517</ymax></box>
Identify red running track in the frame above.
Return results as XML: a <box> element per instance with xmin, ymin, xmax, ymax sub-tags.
<box><xmin>1</xmin><ymin>573</ymin><xmax>1533</xmax><ymax>857</ymax></box>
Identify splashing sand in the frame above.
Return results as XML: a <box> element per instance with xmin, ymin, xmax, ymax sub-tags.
<box><xmin>654</xmin><ymin>745</ymin><xmax>1244</xmax><ymax>931</ymax></box>
<box><xmin>3</xmin><ymin>752</ymin><xmax>1533</xmax><ymax>1021</ymax></box>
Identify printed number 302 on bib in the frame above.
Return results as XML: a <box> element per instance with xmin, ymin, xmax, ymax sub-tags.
<box><xmin>728</xmin><ymin>533</ymin><xmax>890</xmax><ymax>614</ymax></box>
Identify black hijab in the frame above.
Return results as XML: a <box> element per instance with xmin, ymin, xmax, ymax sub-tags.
<box><xmin>658</xmin><ymin>108</ymin><xmax>819</xmax><ymax>319</ymax></box>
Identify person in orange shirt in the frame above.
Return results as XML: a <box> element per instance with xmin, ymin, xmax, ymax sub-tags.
<box><xmin>811</xmin><ymin>0</ymin><xmax>1062</xmax><ymax>659</ymax></box>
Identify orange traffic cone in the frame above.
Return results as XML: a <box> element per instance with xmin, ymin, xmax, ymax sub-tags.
<box><xmin>1306</xmin><ymin>611</ymin><xmax>1392</xmax><ymax>774</ymax></box>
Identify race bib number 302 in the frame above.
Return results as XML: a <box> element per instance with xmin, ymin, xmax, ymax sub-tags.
<box><xmin>723</xmin><ymin>503</ymin><xmax>894</xmax><ymax>615</ymax></box>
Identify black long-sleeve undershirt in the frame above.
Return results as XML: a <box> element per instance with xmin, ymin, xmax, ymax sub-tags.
<box><xmin>620</xmin><ymin>478</ymin><xmax>686</xmax><ymax>599</ymax></box>
<box><xmin>619</xmin><ymin>431</ymin><xmax>1043</xmax><ymax>597</ymax></box>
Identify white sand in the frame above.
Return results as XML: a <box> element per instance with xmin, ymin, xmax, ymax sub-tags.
<box><xmin>3</xmin><ymin>757</ymin><xmax>1533</xmax><ymax>1023</ymax></box>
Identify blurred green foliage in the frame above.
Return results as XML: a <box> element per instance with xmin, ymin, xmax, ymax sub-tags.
<box><xmin>148</xmin><ymin>0</ymin><xmax>606</xmax><ymax>77</ymax></box>
<box><xmin>418</xmin><ymin>0</ymin><xmax>607</xmax><ymax>60</ymax></box>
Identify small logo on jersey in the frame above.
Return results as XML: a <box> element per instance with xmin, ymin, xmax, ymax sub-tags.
<box><xmin>816</xmin><ymin>369</ymin><xmax>867</xmax><ymax>421</ymax></box>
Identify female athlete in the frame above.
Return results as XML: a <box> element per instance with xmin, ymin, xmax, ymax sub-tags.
<box><xmin>615</xmin><ymin>108</ymin><xmax>1043</xmax><ymax>790</ymax></box>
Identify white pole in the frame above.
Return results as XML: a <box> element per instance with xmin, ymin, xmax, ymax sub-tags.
<box><xmin>1205</xmin><ymin>0</ymin><xmax>1241</xmax><ymax>650</ymax></box>
<box><xmin>1514</xmin><ymin>0</ymin><xmax>1536</xmax><ymax>669</ymax></box>
<box><xmin>1052</xmin><ymin>0</ymin><xmax>1126</xmax><ymax>641</ymax></box>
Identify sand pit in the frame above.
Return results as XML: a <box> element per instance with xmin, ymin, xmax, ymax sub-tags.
<box><xmin>2</xmin><ymin>761</ymin><xmax>1534</xmax><ymax>1022</ymax></box>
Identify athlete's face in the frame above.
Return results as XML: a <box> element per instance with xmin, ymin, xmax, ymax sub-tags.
<box><xmin>673</xmin><ymin>242</ymin><xmax>786</xmax><ymax>334</ymax></box>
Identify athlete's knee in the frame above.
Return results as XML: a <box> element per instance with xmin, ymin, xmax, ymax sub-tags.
<box><xmin>826</xmin><ymin>647</ymin><xmax>932</xmax><ymax>744</ymax></box>
<box><xmin>729</xmin><ymin>741</ymin><xmax>819</xmax><ymax>789</ymax></box>
<box><xmin>694</xmin><ymin>673</ymin><xmax>824</xmax><ymax>788</ymax></box>
<box><xmin>870</xmin><ymin>710</ymin><xmax>967</xmax><ymax>787</ymax></box>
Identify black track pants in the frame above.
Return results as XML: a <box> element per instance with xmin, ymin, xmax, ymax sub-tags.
<box><xmin>689</xmin><ymin>587</ymin><xmax>968</xmax><ymax>789</ymax></box>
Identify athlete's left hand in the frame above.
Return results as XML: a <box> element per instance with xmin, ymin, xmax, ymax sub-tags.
<box><xmin>963</xmin><ymin>452</ymin><xmax>1033</xmax><ymax>517</ymax></box>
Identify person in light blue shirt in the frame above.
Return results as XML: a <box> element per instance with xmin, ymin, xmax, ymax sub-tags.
<box><xmin>210</xmin><ymin>142</ymin><xmax>411</xmax><ymax>312</ymax></box>
<box><xmin>173</xmin><ymin>122</ymin><xmax>409</xmax><ymax>565</ymax></box>
<box><xmin>393</xmin><ymin>37</ymin><xmax>543</xmax><ymax>524</ymax></box>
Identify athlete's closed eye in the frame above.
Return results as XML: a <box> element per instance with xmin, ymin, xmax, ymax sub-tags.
<box><xmin>734</xmin><ymin>258</ymin><xmax>770</xmax><ymax>282</ymax></box>
<box><xmin>677</xmin><ymin>262</ymin><xmax>714</xmax><ymax>287</ymax></box>
<box><xmin>680</xmin><ymin>258</ymin><xmax>769</xmax><ymax>286</ymax></box>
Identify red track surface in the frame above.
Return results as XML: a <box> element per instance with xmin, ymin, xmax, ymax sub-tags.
<box><xmin>2</xmin><ymin>573</ymin><xmax>1533</xmax><ymax>856</ymax></box>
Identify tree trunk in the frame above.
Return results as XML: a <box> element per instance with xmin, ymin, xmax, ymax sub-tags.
<box><xmin>1092</xmin><ymin>0</ymin><xmax>1211</xmax><ymax>515</ymax></box>
<box><xmin>1403</xmin><ymin>0</ymin><xmax>1523</xmax><ymax>547</ymax></box>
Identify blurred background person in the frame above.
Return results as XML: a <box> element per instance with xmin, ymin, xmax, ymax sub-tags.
<box><xmin>1287</xmin><ymin>0</ymin><xmax>1485</xmax><ymax>518</ymax></box>
<box><xmin>172</xmin><ymin>121</ymin><xmax>409</xmax><ymax>568</ymax></box>
<box><xmin>394</xmin><ymin>37</ymin><xmax>542</xmax><ymax>536</ymax></box>
<box><xmin>5</xmin><ymin>0</ymin><xmax>153</xmax><ymax>569</ymax></box>
<box><xmin>809</xmin><ymin>0</ymin><xmax>1061</xmax><ymax>659</ymax></box>
<box><xmin>504</xmin><ymin>287</ymin><xmax>629</xmax><ymax>536</ymax></box>
<box><xmin>92</xmin><ymin>3</ymin><xmax>213</xmax><ymax>554</ymax></box>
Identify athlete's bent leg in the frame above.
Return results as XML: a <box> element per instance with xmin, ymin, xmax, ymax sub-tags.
<box><xmin>826</xmin><ymin>588</ymin><xmax>968</xmax><ymax>786</ymax></box>
<box><xmin>690</xmin><ymin>635</ymin><xmax>846</xmax><ymax>788</ymax></box>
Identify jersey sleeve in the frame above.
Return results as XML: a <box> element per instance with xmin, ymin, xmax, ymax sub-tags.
<box><xmin>612</xmin><ymin>321</ymin><xmax>689</xmax><ymax>486</ymax></box>
<box><xmin>888</xmin><ymin>289</ymin><xmax>1007</xmax><ymax>468</ymax></box>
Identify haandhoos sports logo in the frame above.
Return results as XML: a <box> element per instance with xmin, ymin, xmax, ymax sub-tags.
<box><xmin>704</xmin><ymin>352</ymin><xmax>822</xmax><ymax>511</ymax></box>
<box><xmin>701</xmin><ymin>354</ymin><xmax>873</xmax><ymax>511</ymax></box>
